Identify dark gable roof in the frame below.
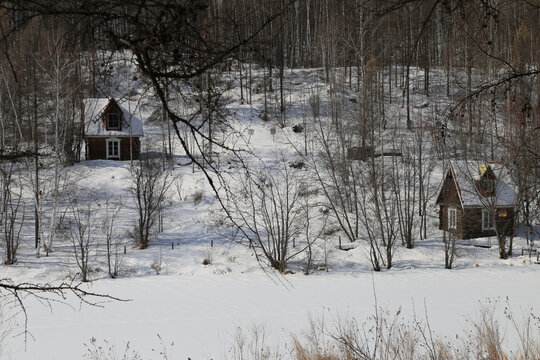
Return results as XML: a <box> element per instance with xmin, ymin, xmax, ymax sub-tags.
<box><xmin>84</xmin><ymin>98</ymin><xmax>144</xmax><ymax>137</ymax></box>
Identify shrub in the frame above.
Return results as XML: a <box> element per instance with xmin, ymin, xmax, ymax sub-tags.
<box><xmin>289</xmin><ymin>160</ymin><xmax>305</xmax><ymax>169</ymax></box>
<box><xmin>202</xmin><ymin>246</ymin><xmax>213</xmax><ymax>265</ymax></box>
<box><xmin>292</xmin><ymin>124</ymin><xmax>304</xmax><ymax>133</ymax></box>
<box><xmin>192</xmin><ymin>190</ymin><xmax>204</xmax><ymax>205</ymax></box>
<box><xmin>151</xmin><ymin>251</ymin><xmax>163</xmax><ymax>275</ymax></box>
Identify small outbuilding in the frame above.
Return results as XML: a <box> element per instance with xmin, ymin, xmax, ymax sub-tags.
<box><xmin>435</xmin><ymin>160</ymin><xmax>517</xmax><ymax>239</ymax></box>
<box><xmin>83</xmin><ymin>98</ymin><xmax>143</xmax><ymax>160</ymax></box>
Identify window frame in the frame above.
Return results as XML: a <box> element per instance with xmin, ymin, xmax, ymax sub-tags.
<box><xmin>448</xmin><ymin>207</ymin><xmax>457</xmax><ymax>230</ymax></box>
<box><xmin>482</xmin><ymin>209</ymin><xmax>495</xmax><ymax>230</ymax></box>
<box><xmin>106</xmin><ymin>138</ymin><xmax>121</xmax><ymax>159</ymax></box>
<box><xmin>480</xmin><ymin>178</ymin><xmax>495</xmax><ymax>196</ymax></box>
<box><xmin>106</xmin><ymin>112</ymin><xmax>121</xmax><ymax>130</ymax></box>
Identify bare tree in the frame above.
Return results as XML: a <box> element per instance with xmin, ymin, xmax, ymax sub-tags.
<box><xmin>0</xmin><ymin>302</ymin><xmax>14</xmax><ymax>359</ymax></box>
<box><xmin>223</xmin><ymin>158</ymin><xmax>306</xmax><ymax>273</ymax></box>
<box><xmin>443</xmin><ymin>229</ymin><xmax>457</xmax><ymax>269</ymax></box>
<box><xmin>102</xmin><ymin>196</ymin><xmax>125</xmax><ymax>278</ymax></box>
<box><xmin>64</xmin><ymin>190</ymin><xmax>100</xmax><ymax>282</ymax></box>
<box><xmin>358</xmin><ymin>155</ymin><xmax>399</xmax><ymax>271</ymax></box>
<box><xmin>500</xmin><ymin>78</ymin><xmax>540</xmax><ymax>248</ymax></box>
<box><xmin>0</xmin><ymin>162</ymin><xmax>25</xmax><ymax>265</ymax></box>
<box><xmin>309</xmin><ymin>94</ymin><xmax>363</xmax><ymax>244</ymax></box>
<box><xmin>298</xmin><ymin>181</ymin><xmax>328</xmax><ymax>275</ymax></box>
<box><xmin>43</xmin><ymin>38</ymin><xmax>78</xmax><ymax>254</ymax></box>
<box><xmin>129</xmin><ymin>154</ymin><xmax>174</xmax><ymax>249</ymax></box>
<box><xmin>415</xmin><ymin>120</ymin><xmax>437</xmax><ymax>241</ymax></box>
<box><xmin>391</xmin><ymin>143</ymin><xmax>418</xmax><ymax>249</ymax></box>
<box><xmin>0</xmin><ymin>278</ymin><xmax>125</xmax><ymax>341</ymax></box>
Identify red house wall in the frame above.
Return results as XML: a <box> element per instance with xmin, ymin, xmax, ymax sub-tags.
<box><xmin>439</xmin><ymin>206</ymin><xmax>515</xmax><ymax>239</ymax></box>
<box><xmin>462</xmin><ymin>207</ymin><xmax>515</xmax><ymax>239</ymax></box>
<box><xmin>86</xmin><ymin>137</ymin><xmax>140</xmax><ymax>160</ymax></box>
<box><xmin>439</xmin><ymin>206</ymin><xmax>465</xmax><ymax>239</ymax></box>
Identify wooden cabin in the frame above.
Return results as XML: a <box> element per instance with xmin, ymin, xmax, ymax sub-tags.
<box><xmin>435</xmin><ymin>161</ymin><xmax>517</xmax><ymax>239</ymax></box>
<box><xmin>83</xmin><ymin>98</ymin><xmax>143</xmax><ymax>160</ymax></box>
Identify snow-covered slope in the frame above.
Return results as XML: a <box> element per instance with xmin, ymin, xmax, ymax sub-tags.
<box><xmin>1</xmin><ymin>62</ymin><xmax>539</xmax><ymax>359</ymax></box>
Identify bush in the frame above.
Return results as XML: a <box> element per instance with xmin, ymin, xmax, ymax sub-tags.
<box><xmin>192</xmin><ymin>190</ymin><xmax>204</xmax><ymax>205</ymax></box>
<box><xmin>151</xmin><ymin>258</ymin><xmax>162</xmax><ymax>275</ymax></box>
<box><xmin>202</xmin><ymin>246</ymin><xmax>213</xmax><ymax>265</ymax></box>
<box><xmin>289</xmin><ymin>160</ymin><xmax>305</xmax><ymax>169</ymax></box>
<box><xmin>292</xmin><ymin>124</ymin><xmax>304</xmax><ymax>133</ymax></box>
<box><xmin>151</xmin><ymin>250</ymin><xmax>163</xmax><ymax>275</ymax></box>
<box><xmin>127</xmin><ymin>226</ymin><xmax>143</xmax><ymax>249</ymax></box>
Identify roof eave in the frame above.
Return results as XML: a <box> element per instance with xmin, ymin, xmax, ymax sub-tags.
<box><xmin>449</xmin><ymin>162</ymin><xmax>465</xmax><ymax>209</ymax></box>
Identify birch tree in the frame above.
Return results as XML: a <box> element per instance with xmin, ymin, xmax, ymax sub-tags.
<box><xmin>0</xmin><ymin>163</ymin><xmax>25</xmax><ymax>265</ymax></box>
<box><xmin>40</xmin><ymin>35</ymin><xmax>79</xmax><ymax>254</ymax></box>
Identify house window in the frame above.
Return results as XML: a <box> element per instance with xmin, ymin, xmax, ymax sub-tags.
<box><xmin>498</xmin><ymin>209</ymin><xmax>507</xmax><ymax>217</ymax></box>
<box><xmin>482</xmin><ymin>179</ymin><xmax>495</xmax><ymax>195</ymax></box>
<box><xmin>482</xmin><ymin>209</ymin><xmax>494</xmax><ymax>230</ymax></box>
<box><xmin>106</xmin><ymin>138</ymin><xmax>120</xmax><ymax>159</ymax></box>
<box><xmin>107</xmin><ymin>113</ymin><xmax>121</xmax><ymax>130</ymax></box>
<box><xmin>448</xmin><ymin>208</ymin><xmax>457</xmax><ymax>229</ymax></box>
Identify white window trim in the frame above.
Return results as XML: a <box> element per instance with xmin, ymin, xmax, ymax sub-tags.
<box><xmin>482</xmin><ymin>209</ymin><xmax>495</xmax><ymax>230</ymax></box>
<box><xmin>448</xmin><ymin>208</ymin><xmax>457</xmax><ymax>229</ymax></box>
<box><xmin>106</xmin><ymin>137</ymin><xmax>121</xmax><ymax>159</ymax></box>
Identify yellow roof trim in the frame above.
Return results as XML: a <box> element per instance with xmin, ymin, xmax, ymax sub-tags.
<box><xmin>478</xmin><ymin>164</ymin><xmax>488</xmax><ymax>176</ymax></box>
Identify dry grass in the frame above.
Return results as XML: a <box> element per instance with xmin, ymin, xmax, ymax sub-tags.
<box><xmin>291</xmin><ymin>302</ymin><xmax>540</xmax><ymax>360</ymax></box>
<box><xmin>81</xmin><ymin>301</ymin><xmax>540</xmax><ymax>360</ymax></box>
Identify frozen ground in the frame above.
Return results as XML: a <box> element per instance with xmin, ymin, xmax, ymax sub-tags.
<box><xmin>1</xmin><ymin>64</ymin><xmax>539</xmax><ymax>359</ymax></box>
<box><xmin>5</xmin><ymin>267</ymin><xmax>540</xmax><ymax>359</ymax></box>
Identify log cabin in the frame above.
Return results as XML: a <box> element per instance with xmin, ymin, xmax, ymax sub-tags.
<box><xmin>436</xmin><ymin>161</ymin><xmax>518</xmax><ymax>239</ymax></box>
<box><xmin>83</xmin><ymin>98</ymin><xmax>143</xmax><ymax>160</ymax></box>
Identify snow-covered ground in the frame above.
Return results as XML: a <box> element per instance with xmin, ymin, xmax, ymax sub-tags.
<box><xmin>1</xmin><ymin>63</ymin><xmax>539</xmax><ymax>359</ymax></box>
<box><xmin>6</xmin><ymin>267</ymin><xmax>540</xmax><ymax>359</ymax></box>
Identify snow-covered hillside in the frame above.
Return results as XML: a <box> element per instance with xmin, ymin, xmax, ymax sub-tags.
<box><xmin>1</xmin><ymin>61</ymin><xmax>539</xmax><ymax>359</ymax></box>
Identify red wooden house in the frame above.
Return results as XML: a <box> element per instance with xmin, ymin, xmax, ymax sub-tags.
<box><xmin>83</xmin><ymin>98</ymin><xmax>143</xmax><ymax>160</ymax></box>
<box><xmin>436</xmin><ymin>161</ymin><xmax>518</xmax><ymax>239</ymax></box>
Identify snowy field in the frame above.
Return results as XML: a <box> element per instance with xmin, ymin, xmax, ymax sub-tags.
<box><xmin>5</xmin><ymin>268</ymin><xmax>540</xmax><ymax>359</ymax></box>
<box><xmin>2</xmin><ymin>64</ymin><xmax>539</xmax><ymax>359</ymax></box>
